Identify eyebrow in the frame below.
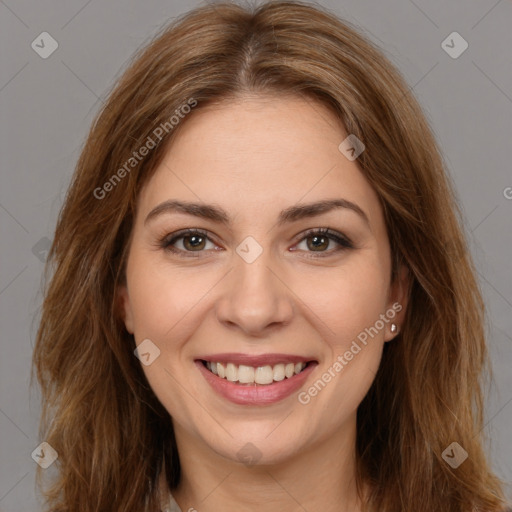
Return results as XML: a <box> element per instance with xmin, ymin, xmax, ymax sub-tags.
<box><xmin>144</xmin><ymin>198</ymin><xmax>370</xmax><ymax>228</ymax></box>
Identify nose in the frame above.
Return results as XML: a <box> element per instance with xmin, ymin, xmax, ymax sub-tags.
<box><xmin>215</xmin><ymin>248</ymin><xmax>294</xmax><ymax>337</ymax></box>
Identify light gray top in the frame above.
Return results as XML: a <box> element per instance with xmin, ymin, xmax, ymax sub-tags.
<box><xmin>162</xmin><ymin>492</ymin><xmax>182</xmax><ymax>512</ymax></box>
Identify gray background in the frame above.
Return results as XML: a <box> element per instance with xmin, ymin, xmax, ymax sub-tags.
<box><xmin>0</xmin><ymin>0</ymin><xmax>511</xmax><ymax>510</ymax></box>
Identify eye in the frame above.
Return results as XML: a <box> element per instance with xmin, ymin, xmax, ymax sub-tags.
<box><xmin>159</xmin><ymin>227</ymin><xmax>353</xmax><ymax>259</ymax></box>
<box><xmin>292</xmin><ymin>228</ymin><xmax>354</xmax><ymax>258</ymax></box>
<box><xmin>160</xmin><ymin>228</ymin><xmax>218</xmax><ymax>257</ymax></box>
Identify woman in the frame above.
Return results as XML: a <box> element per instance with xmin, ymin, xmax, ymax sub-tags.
<box><xmin>32</xmin><ymin>1</ymin><xmax>509</xmax><ymax>511</ymax></box>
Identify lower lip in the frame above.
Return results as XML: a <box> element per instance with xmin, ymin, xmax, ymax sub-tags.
<box><xmin>195</xmin><ymin>360</ymin><xmax>317</xmax><ymax>405</ymax></box>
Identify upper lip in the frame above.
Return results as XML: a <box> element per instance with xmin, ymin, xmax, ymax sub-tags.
<box><xmin>196</xmin><ymin>353</ymin><xmax>316</xmax><ymax>367</ymax></box>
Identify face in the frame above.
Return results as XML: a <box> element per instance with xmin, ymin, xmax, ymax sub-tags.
<box><xmin>119</xmin><ymin>94</ymin><xmax>408</xmax><ymax>467</ymax></box>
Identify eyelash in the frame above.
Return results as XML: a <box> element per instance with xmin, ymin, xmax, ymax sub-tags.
<box><xmin>159</xmin><ymin>227</ymin><xmax>354</xmax><ymax>259</ymax></box>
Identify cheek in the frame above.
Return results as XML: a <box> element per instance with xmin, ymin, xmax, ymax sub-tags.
<box><xmin>127</xmin><ymin>259</ymin><xmax>214</xmax><ymax>341</ymax></box>
<box><xmin>301</xmin><ymin>261</ymin><xmax>389</xmax><ymax>349</ymax></box>
<box><xmin>126</xmin><ymin>259</ymin><xmax>208</xmax><ymax>420</ymax></box>
<box><xmin>298</xmin><ymin>259</ymin><xmax>389</xmax><ymax>408</ymax></box>
<box><xmin>299</xmin><ymin>278</ymin><xmax>387</xmax><ymax>424</ymax></box>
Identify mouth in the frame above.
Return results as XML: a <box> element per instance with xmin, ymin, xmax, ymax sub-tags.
<box><xmin>195</xmin><ymin>354</ymin><xmax>318</xmax><ymax>405</ymax></box>
<box><xmin>201</xmin><ymin>360</ymin><xmax>311</xmax><ymax>385</ymax></box>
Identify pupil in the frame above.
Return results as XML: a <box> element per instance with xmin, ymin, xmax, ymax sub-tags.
<box><xmin>309</xmin><ymin>235</ymin><xmax>327</xmax><ymax>251</ymax></box>
<box><xmin>185</xmin><ymin>235</ymin><xmax>204</xmax><ymax>250</ymax></box>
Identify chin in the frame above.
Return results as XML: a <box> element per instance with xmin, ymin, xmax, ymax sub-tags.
<box><xmin>215</xmin><ymin>436</ymin><xmax>305</xmax><ymax>467</ymax></box>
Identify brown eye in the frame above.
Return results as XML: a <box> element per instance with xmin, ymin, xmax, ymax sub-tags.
<box><xmin>306</xmin><ymin>233</ymin><xmax>330</xmax><ymax>251</ymax></box>
<box><xmin>161</xmin><ymin>229</ymin><xmax>216</xmax><ymax>257</ymax></box>
<box><xmin>293</xmin><ymin>228</ymin><xmax>354</xmax><ymax>258</ymax></box>
<box><xmin>181</xmin><ymin>233</ymin><xmax>207</xmax><ymax>251</ymax></box>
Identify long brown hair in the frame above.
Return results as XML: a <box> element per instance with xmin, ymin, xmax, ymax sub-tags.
<box><xmin>32</xmin><ymin>1</ymin><xmax>508</xmax><ymax>510</ymax></box>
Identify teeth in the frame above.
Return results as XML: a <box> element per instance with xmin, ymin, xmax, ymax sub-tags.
<box><xmin>273</xmin><ymin>363</ymin><xmax>285</xmax><ymax>381</ymax></box>
<box><xmin>205</xmin><ymin>361</ymin><xmax>307</xmax><ymax>384</ymax></box>
<box><xmin>255</xmin><ymin>365</ymin><xmax>274</xmax><ymax>385</ymax></box>
<box><xmin>238</xmin><ymin>365</ymin><xmax>255</xmax><ymax>384</ymax></box>
<box><xmin>226</xmin><ymin>363</ymin><xmax>238</xmax><ymax>382</ymax></box>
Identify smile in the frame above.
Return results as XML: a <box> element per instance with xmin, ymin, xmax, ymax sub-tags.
<box><xmin>203</xmin><ymin>360</ymin><xmax>308</xmax><ymax>385</ymax></box>
<box><xmin>195</xmin><ymin>354</ymin><xmax>318</xmax><ymax>405</ymax></box>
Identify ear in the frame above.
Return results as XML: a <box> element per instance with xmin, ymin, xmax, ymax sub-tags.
<box><xmin>117</xmin><ymin>285</ymin><xmax>134</xmax><ymax>334</ymax></box>
<box><xmin>383</xmin><ymin>264</ymin><xmax>410</xmax><ymax>342</ymax></box>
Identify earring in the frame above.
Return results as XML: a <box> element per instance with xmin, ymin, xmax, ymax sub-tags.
<box><xmin>390</xmin><ymin>323</ymin><xmax>398</xmax><ymax>333</ymax></box>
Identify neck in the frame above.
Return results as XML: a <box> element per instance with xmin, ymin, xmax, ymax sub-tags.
<box><xmin>166</xmin><ymin>419</ymin><xmax>365</xmax><ymax>512</ymax></box>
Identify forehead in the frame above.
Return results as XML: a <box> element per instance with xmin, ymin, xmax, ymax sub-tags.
<box><xmin>138</xmin><ymin>95</ymin><xmax>382</xmax><ymax>230</ymax></box>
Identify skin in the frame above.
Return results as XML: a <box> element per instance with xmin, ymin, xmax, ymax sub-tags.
<box><xmin>119</xmin><ymin>94</ymin><xmax>409</xmax><ymax>512</ymax></box>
